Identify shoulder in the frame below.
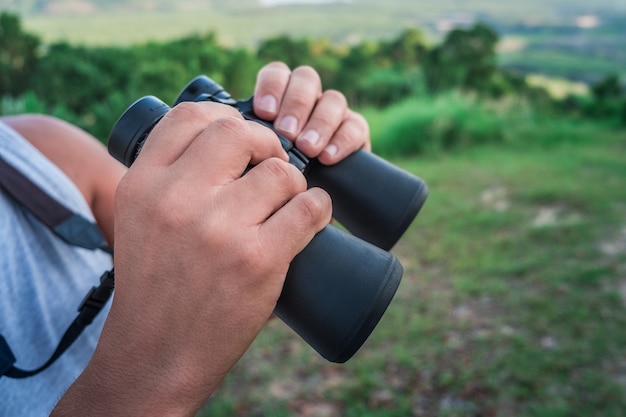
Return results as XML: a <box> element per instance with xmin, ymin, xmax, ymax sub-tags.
<box><xmin>0</xmin><ymin>114</ymin><xmax>126</xmax><ymax>245</ymax></box>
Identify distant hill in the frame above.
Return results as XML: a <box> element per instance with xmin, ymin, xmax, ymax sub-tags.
<box><xmin>2</xmin><ymin>0</ymin><xmax>624</xmax><ymax>24</ymax></box>
<box><xmin>2</xmin><ymin>0</ymin><xmax>625</xmax><ymax>83</ymax></box>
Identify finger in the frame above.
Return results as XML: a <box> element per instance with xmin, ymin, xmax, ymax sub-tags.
<box><xmin>253</xmin><ymin>62</ymin><xmax>292</xmax><ymax>121</ymax></box>
<box><xmin>273</xmin><ymin>66</ymin><xmax>322</xmax><ymax>140</ymax></box>
<box><xmin>137</xmin><ymin>101</ymin><xmax>242</xmax><ymax>167</ymax></box>
<box><xmin>317</xmin><ymin>110</ymin><xmax>371</xmax><ymax>165</ymax></box>
<box><xmin>294</xmin><ymin>89</ymin><xmax>347</xmax><ymax>158</ymax></box>
<box><xmin>222</xmin><ymin>157</ymin><xmax>308</xmax><ymax>226</ymax></box>
<box><xmin>172</xmin><ymin>117</ymin><xmax>289</xmax><ymax>185</ymax></box>
<box><xmin>260</xmin><ymin>187</ymin><xmax>332</xmax><ymax>258</ymax></box>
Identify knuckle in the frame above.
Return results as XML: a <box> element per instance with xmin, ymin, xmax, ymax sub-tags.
<box><xmin>283</xmin><ymin>90</ymin><xmax>311</xmax><ymax>110</ymax></box>
<box><xmin>239</xmin><ymin>240</ymin><xmax>268</xmax><ymax>272</ymax></box>
<box><xmin>264</xmin><ymin>157</ymin><xmax>291</xmax><ymax>179</ymax></box>
<box><xmin>349</xmin><ymin>110</ymin><xmax>370</xmax><ymax>133</ymax></box>
<box><xmin>262</xmin><ymin>158</ymin><xmax>306</xmax><ymax>191</ymax></box>
<box><xmin>168</xmin><ymin>101</ymin><xmax>240</xmax><ymax>123</ymax></box>
<box><xmin>338</xmin><ymin>112</ymin><xmax>370</xmax><ymax>145</ymax></box>
<box><xmin>348</xmin><ymin>110</ymin><xmax>369</xmax><ymax>131</ymax></box>
<box><xmin>167</xmin><ymin>101</ymin><xmax>204</xmax><ymax>121</ymax></box>
<box><xmin>153</xmin><ymin>183</ymin><xmax>190</xmax><ymax>227</ymax></box>
<box><xmin>293</xmin><ymin>65</ymin><xmax>320</xmax><ymax>83</ymax></box>
<box><xmin>331</xmin><ymin>127</ymin><xmax>352</xmax><ymax>147</ymax></box>
<box><xmin>322</xmin><ymin>89</ymin><xmax>348</xmax><ymax>107</ymax></box>
<box><xmin>264</xmin><ymin>61</ymin><xmax>291</xmax><ymax>74</ymax></box>
<box><xmin>346</xmin><ymin>110</ymin><xmax>369</xmax><ymax>132</ymax></box>
<box><xmin>296</xmin><ymin>189</ymin><xmax>331</xmax><ymax>224</ymax></box>
<box><xmin>213</xmin><ymin>115</ymin><xmax>247</xmax><ymax>134</ymax></box>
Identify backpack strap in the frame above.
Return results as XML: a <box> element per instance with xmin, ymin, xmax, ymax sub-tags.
<box><xmin>0</xmin><ymin>154</ymin><xmax>114</xmax><ymax>379</ymax></box>
<box><xmin>0</xmin><ymin>155</ymin><xmax>111</xmax><ymax>254</ymax></box>
<box><xmin>0</xmin><ymin>269</ymin><xmax>114</xmax><ymax>378</ymax></box>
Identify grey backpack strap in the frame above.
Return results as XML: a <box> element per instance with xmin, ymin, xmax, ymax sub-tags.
<box><xmin>0</xmin><ymin>154</ymin><xmax>114</xmax><ymax>379</ymax></box>
<box><xmin>0</xmin><ymin>155</ymin><xmax>111</xmax><ymax>254</ymax></box>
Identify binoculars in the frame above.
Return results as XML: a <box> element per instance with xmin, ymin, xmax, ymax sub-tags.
<box><xmin>108</xmin><ymin>76</ymin><xmax>428</xmax><ymax>363</ymax></box>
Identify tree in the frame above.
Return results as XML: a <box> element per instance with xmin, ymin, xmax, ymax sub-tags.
<box><xmin>334</xmin><ymin>40</ymin><xmax>379</xmax><ymax>103</ymax></box>
<box><xmin>423</xmin><ymin>23</ymin><xmax>499</xmax><ymax>93</ymax></box>
<box><xmin>221</xmin><ymin>47</ymin><xmax>261</xmax><ymax>98</ymax></box>
<box><xmin>257</xmin><ymin>35</ymin><xmax>311</xmax><ymax>68</ymax></box>
<box><xmin>380</xmin><ymin>27</ymin><xmax>427</xmax><ymax>70</ymax></box>
<box><xmin>31</xmin><ymin>42</ymin><xmax>135</xmax><ymax>113</ymax></box>
<box><xmin>589</xmin><ymin>74</ymin><xmax>625</xmax><ymax>121</ymax></box>
<box><xmin>0</xmin><ymin>12</ymin><xmax>40</xmax><ymax>97</ymax></box>
<box><xmin>591</xmin><ymin>74</ymin><xmax>623</xmax><ymax>102</ymax></box>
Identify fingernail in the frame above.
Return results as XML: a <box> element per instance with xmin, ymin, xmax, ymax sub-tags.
<box><xmin>323</xmin><ymin>144</ymin><xmax>338</xmax><ymax>158</ymax></box>
<box><xmin>258</xmin><ymin>95</ymin><xmax>277</xmax><ymax>114</ymax></box>
<box><xmin>277</xmin><ymin>115</ymin><xmax>298</xmax><ymax>135</ymax></box>
<box><xmin>299</xmin><ymin>129</ymin><xmax>320</xmax><ymax>147</ymax></box>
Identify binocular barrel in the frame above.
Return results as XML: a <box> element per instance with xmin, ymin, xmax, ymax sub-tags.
<box><xmin>108</xmin><ymin>77</ymin><xmax>428</xmax><ymax>363</ymax></box>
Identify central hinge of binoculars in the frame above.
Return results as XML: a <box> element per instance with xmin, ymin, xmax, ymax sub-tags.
<box><xmin>285</xmin><ymin>146</ymin><xmax>309</xmax><ymax>173</ymax></box>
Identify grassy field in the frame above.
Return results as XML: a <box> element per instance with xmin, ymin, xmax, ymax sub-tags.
<box><xmin>194</xmin><ymin>109</ymin><xmax>626</xmax><ymax>416</ymax></box>
<box><xmin>497</xmin><ymin>28</ymin><xmax>626</xmax><ymax>82</ymax></box>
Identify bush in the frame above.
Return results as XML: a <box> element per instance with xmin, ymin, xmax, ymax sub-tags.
<box><xmin>365</xmin><ymin>93</ymin><xmax>518</xmax><ymax>156</ymax></box>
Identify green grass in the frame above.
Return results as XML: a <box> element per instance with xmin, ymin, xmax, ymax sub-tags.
<box><xmin>195</xmin><ymin>114</ymin><xmax>626</xmax><ymax>416</ymax></box>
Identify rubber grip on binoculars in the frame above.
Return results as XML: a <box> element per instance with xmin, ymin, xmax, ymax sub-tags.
<box><xmin>307</xmin><ymin>150</ymin><xmax>428</xmax><ymax>251</ymax></box>
<box><xmin>274</xmin><ymin>224</ymin><xmax>403</xmax><ymax>363</ymax></box>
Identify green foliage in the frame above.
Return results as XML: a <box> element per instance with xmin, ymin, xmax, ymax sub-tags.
<box><xmin>0</xmin><ymin>22</ymin><xmax>263</xmax><ymax>139</ymax></box>
<box><xmin>380</xmin><ymin>28</ymin><xmax>427</xmax><ymax>70</ymax></box>
<box><xmin>0</xmin><ymin>12</ymin><xmax>40</xmax><ymax>96</ymax></box>
<box><xmin>256</xmin><ymin>35</ymin><xmax>344</xmax><ymax>93</ymax></box>
<box><xmin>0</xmin><ymin>11</ymin><xmax>623</xmax><ymax>145</ymax></box>
<box><xmin>592</xmin><ymin>74</ymin><xmax>623</xmax><ymax>101</ymax></box>
<box><xmin>589</xmin><ymin>74</ymin><xmax>626</xmax><ymax>122</ymax></box>
<box><xmin>31</xmin><ymin>42</ymin><xmax>135</xmax><ymax>112</ymax></box>
<box><xmin>423</xmin><ymin>23</ymin><xmax>499</xmax><ymax>94</ymax></box>
<box><xmin>257</xmin><ymin>35</ymin><xmax>313</xmax><ymax>69</ymax></box>
<box><xmin>365</xmin><ymin>93</ymin><xmax>524</xmax><ymax>156</ymax></box>
<box><xmin>354</xmin><ymin>67</ymin><xmax>425</xmax><ymax>108</ymax></box>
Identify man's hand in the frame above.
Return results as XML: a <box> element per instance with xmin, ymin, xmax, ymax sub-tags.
<box><xmin>253</xmin><ymin>62</ymin><xmax>371</xmax><ymax>165</ymax></box>
<box><xmin>52</xmin><ymin>101</ymin><xmax>332</xmax><ymax>416</ymax></box>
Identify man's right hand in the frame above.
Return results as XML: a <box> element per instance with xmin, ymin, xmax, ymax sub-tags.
<box><xmin>52</xmin><ymin>101</ymin><xmax>332</xmax><ymax>417</ymax></box>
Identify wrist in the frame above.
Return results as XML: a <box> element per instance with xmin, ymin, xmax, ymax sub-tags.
<box><xmin>52</xmin><ymin>348</ymin><xmax>212</xmax><ymax>417</ymax></box>
<box><xmin>51</xmin><ymin>312</ymin><xmax>223</xmax><ymax>417</ymax></box>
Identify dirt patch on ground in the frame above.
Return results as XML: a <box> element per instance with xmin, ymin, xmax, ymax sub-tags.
<box><xmin>599</xmin><ymin>225</ymin><xmax>626</xmax><ymax>306</ymax></box>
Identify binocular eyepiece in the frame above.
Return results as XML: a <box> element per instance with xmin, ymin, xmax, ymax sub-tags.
<box><xmin>108</xmin><ymin>76</ymin><xmax>428</xmax><ymax>363</ymax></box>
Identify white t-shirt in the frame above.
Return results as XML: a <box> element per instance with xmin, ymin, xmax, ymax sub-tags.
<box><xmin>0</xmin><ymin>122</ymin><xmax>113</xmax><ymax>416</ymax></box>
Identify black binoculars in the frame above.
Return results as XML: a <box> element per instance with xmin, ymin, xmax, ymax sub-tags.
<box><xmin>108</xmin><ymin>76</ymin><xmax>428</xmax><ymax>363</ymax></box>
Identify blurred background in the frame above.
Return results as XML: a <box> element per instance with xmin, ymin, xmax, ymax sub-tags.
<box><xmin>1</xmin><ymin>1</ymin><xmax>625</xmax><ymax>416</ymax></box>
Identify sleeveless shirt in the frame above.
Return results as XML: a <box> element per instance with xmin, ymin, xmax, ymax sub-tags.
<box><xmin>0</xmin><ymin>121</ymin><xmax>113</xmax><ymax>416</ymax></box>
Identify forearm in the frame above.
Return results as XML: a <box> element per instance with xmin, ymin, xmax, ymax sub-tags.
<box><xmin>51</xmin><ymin>361</ymin><xmax>209</xmax><ymax>417</ymax></box>
<box><xmin>51</xmin><ymin>307</ymin><xmax>225</xmax><ymax>417</ymax></box>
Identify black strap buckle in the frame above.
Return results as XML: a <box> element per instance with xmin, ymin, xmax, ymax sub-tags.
<box><xmin>77</xmin><ymin>269</ymin><xmax>115</xmax><ymax>326</ymax></box>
